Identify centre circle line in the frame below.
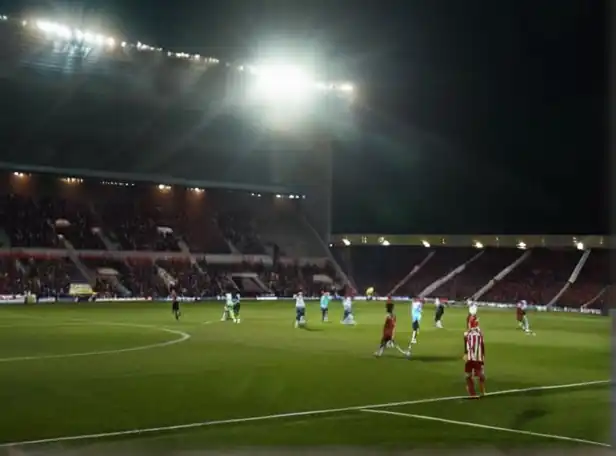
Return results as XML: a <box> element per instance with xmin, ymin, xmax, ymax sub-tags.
<box><xmin>0</xmin><ymin>320</ymin><xmax>191</xmax><ymax>363</ymax></box>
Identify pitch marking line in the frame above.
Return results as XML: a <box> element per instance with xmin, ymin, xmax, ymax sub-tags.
<box><xmin>360</xmin><ymin>408</ymin><xmax>610</xmax><ymax>447</ymax></box>
<box><xmin>0</xmin><ymin>321</ymin><xmax>191</xmax><ymax>363</ymax></box>
<box><xmin>0</xmin><ymin>380</ymin><xmax>608</xmax><ymax>448</ymax></box>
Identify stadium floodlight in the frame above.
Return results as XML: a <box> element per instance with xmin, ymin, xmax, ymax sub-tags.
<box><xmin>474</xmin><ymin>241</ymin><xmax>484</xmax><ymax>249</ymax></box>
<box><xmin>249</xmin><ymin>64</ymin><xmax>314</xmax><ymax>103</ymax></box>
<box><xmin>517</xmin><ymin>241</ymin><xmax>527</xmax><ymax>250</ymax></box>
<box><xmin>575</xmin><ymin>242</ymin><xmax>584</xmax><ymax>250</ymax></box>
<box><xmin>422</xmin><ymin>240</ymin><xmax>430</xmax><ymax>248</ymax></box>
<box><xmin>342</xmin><ymin>238</ymin><xmax>351</xmax><ymax>246</ymax></box>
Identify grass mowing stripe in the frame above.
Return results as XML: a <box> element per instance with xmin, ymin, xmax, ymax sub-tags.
<box><xmin>0</xmin><ymin>322</ymin><xmax>191</xmax><ymax>362</ymax></box>
<box><xmin>360</xmin><ymin>408</ymin><xmax>611</xmax><ymax>447</ymax></box>
<box><xmin>0</xmin><ymin>379</ymin><xmax>609</xmax><ymax>448</ymax></box>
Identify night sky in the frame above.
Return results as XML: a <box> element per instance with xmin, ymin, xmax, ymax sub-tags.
<box><xmin>0</xmin><ymin>0</ymin><xmax>607</xmax><ymax>235</ymax></box>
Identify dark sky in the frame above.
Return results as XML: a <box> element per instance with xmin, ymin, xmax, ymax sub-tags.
<box><xmin>0</xmin><ymin>0</ymin><xmax>607</xmax><ymax>234</ymax></box>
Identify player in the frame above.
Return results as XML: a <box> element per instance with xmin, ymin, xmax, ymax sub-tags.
<box><xmin>320</xmin><ymin>291</ymin><xmax>330</xmax><ymax>322</ymax></box>
<box><xmin>434</xmin><ymin>297</ymin><xmax>445</xmax><ymax>328</ymax></box>
<box><xmin>463</xmin><ymin>317</ymin><xmax>486</xmax><ymax>398</ymax></box>
<box><xmin>366</xmin><ymin>287</ymin><xmax>375</xmax><ymax>301</ymax></box>
<box><xmin>341</xmin><ymin>292</ymin><xmax>355</xmax><ymax>325</ymax></box>
<box><xmin>233</xmin><ymin>293</ymin><xmax>241</xmax><ymax>323</ymax></box>
<box><xmin>294</xmin><ymin>291</ymin><xmax>307</xmax><ymax>328</ymax></box>
<box><xmin>374</xmin><ymin>300</ymin><xmax>406</xmax><ymax>357</ymax></box>
<box><xmin>516</xmin><ymin>300</ymin><xmax>533</xmax><ymax>334</ymax></box>
<box><xmin>221</xmin><ymin>290</ymin><xmax>238</xmax><ymax>323</ymax></box>
<box><xmin>409</xmin><ymin>298</ymin><xmax>422</xmax><ymax>345</ymax></box>
<box><xmin>170</xmin><ymin>287</ymin><xmax>180</xmax><ymax>320</ymax></box>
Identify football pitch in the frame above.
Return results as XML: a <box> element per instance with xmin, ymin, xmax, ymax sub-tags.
<box><xmin>0</xmin><ymin>300</ymin><xmax>610</xmax><ymax>452</ymax></box>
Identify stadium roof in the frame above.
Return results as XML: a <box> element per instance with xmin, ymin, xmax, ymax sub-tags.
<box><xmin>0</xmin><ymin>15</ymin><xmax>355</xmax><ymax>96</ymax></box>
<box><xmin>330</xmin><ymin>234</ymin><xmax>610</xmax><ymax>249</ymax></box>
<box><xmin>0</xmin><ymin>162</ymin><xmax>298</xmax><ymax>194</ymax></box>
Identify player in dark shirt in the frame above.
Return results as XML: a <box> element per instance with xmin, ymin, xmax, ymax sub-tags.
<box><xmin>171</xmin><ymin>288</ymin><xmax>180</xmax><ymax>321</ymax></box>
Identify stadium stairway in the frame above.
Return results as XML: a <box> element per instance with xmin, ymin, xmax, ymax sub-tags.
<box><xmin>472</xmin><ymin>250</ymin><xmax>531</xmax><ymax>301</ymax></box>
<box><xmin>547</xmin><ymin>249</ymin><xmax>591</xmax><ymax>306</ymax></box>
<box><xmin>558</xmin><ymin>249</ymin><xmax>609</xmax><ymax>307</ymax></box>
<box><xmin>59</xmin><ymin>237</ymin><xmax>96</xmax><ymax>286</ymax></box>
<box><xmin>432</xmin><ymin>248</ymin><xmax>522</xmax><ymax>301</ymax></box>
<box><xmin>582</xmin><ymin>285</ymin><xmax>610</xmax><ymax>308</ymax></box>
<box><xmin>419</xmin><ymin>250</ymin><xmax>484</xmax><ymax>298</ymax></box>
<box><xmin>93</xmin><ymin>227</ymin><xmax>120</xmax><ymax>250</ymax></box>
<box><xmin>302</xmin><ymin>217</ymin><xmax>355</xmax><ymax>290</ymax></box>
<box><xmin>387</xmin><ymin>251</ymin><xmax>435</xmax><ymax>296</ymax></box>
<box><xmin>156</xmin><ymin>264</ymin><xmax>176</xmax><ymax>288</ymax></box>
<box><xmin>175</xmin><ymin>238</ymin><xmax>206</xmax><ymax>274</ymax></box>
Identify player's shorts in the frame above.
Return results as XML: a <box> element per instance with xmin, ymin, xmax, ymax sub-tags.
<box><xmin>296</xmin><ymin>307</ymin><xmax>306</xmax><ymax>319</ymax></box>
<box><xmin>381</xmin><ymin>334</ymin><xmax>393</xmax><ymax>344</ymax></box>
<box><xmin>465</xmin><ymin>360</ymin><xmax>485</xmax><ymax>378</ymax></box>
<box><xmin>412</xmin><ymin>319</ymin><xmax>420</xmax><ymax>331</ymax></box>
<box><xmin>172</xmin><ymin>301</ymin><xmax>179</xmax><ymax>311</ymax></box>
<box><xmin>435</xmin><ymin>307</ymin><xmax>444</xmax><ymax>319</ymax></box>
<box><xmin>233</xmin><ymin>303</ymin><xmax>241</xmax><ymax>313</ymax></box>
<box><xmin>516</xmin><ymin>312</ymin><xmax>524</xmax><ymax>321</ymax></box>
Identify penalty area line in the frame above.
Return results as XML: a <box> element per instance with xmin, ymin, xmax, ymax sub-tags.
<box><xmin>0</xmin><ymin>379</ymin><xmax>609</xmax><ymax>448</ymax></box>
<box><xmin>360</xmin><ymin>409</ymin><xmax>610</xmax><ymax>448</ymax></box>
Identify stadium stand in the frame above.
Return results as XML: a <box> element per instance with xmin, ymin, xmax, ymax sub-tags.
<box><xmin>558</xmin><ymin>249</ymin><xmax>609</xmax><ymax>307</ymax></box>
<box><xmin>331</xmin><ymin>246</ymin><xmax>430</xmax><ymax>295</ymax></box>
<box><xmin>481</xmin><ymin>248</ymin><xmax>582</xmax><ymax>305</ymax></box>
<box><xmin>330</xmin><ymin>234</ymin><xmax>611</xmax><ymax>310</ymax></box>
<box><xmin>0</xmin><ymin>171</ymin><xmax>338</xmax><ymax>297</ymax></box>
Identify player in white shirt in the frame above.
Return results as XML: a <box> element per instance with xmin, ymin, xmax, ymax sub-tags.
<box><xmin>341</xmin><ymin>294</ymin><xmax>356</xmax><ymax>325</ymax></box>
<box><xmin>294</xmin><ymin>291</ymin><xmax>307</xmax><ymax>328</ymax></box>
<box><xmin>221</xmin><ymin>291</ymin><xmax>238</xmax><ymax>323</ymax></box>
<box><xmin>517</xmin><ymin>300</ymin><xmax>534</xmax><ymax>334</ymax></box>
<box><xmin>409</xmin><ymin>298</ymin><xmax>423</xmax><ymax>345</ymax></box>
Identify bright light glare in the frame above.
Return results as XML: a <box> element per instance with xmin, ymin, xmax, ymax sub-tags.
<box><xmin>252</xmin><ymin>65</ymin><xmax>313</xmax><ymax>101</ymax></box>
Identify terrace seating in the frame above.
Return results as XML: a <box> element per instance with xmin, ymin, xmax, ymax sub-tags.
<box><xmin>21</xmin><ymin>257</ymin><xmax>78</xmax><ymax>297</ymax></box>
<box><xmin>558</xmin><ymin>249</ymin><xmax>609</xmax><ymax>307</ymax></box>
<box><xmin>401</xmin><ymin>248</ymin><xmax>478</xmax><ymax>297</ymax></box>
<box><xmin>331</xmin><ymin>246</ymin><xmax>429</xmax><ymax>295</ymax></box>
<box><xmin>482</xmin><ymin>248</ymin><xmax>583</xmax><ymax>305</ymax></box>
<box><xmin>38</xmin><ymin>196</ymin><xmax>106</xmax><ymax>250</ymax></box>
<box><xmin>0</xmin><ymin>257</ymin><xmax>22</xmax><ymax>294</ymax></box>
<box><xmin>217</xmin><ymin>211</ymin><xmax>265</xmax><ymax>254</ymax></box>
<box><xmin>433</xmin><ymin>248</ymin><xmax>523</xmax><ymax>300</ymax></box>
<box><xmin>0</xmin><ymin>194</ymin><xmax>58</xmax><ymax>248</ymax></box>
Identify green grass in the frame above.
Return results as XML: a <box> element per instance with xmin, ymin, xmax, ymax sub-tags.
<box><xmin>0</xmin><ymin>301</ymin><xmax>609</xmax><ymax>452</ymax></box>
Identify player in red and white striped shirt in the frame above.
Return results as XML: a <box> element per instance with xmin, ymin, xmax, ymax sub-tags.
<box><xmin>463</xmin><ymin>318</ymin><xmax>486</xmax><ymax>398</ymax></box>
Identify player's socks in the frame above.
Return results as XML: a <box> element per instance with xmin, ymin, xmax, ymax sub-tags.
<box><xmin>478</xmin><ymin>378</ymin><xmax>486</xmax><ymax>396</ymax></box>
<box><xmin>466</xmin><ymin>378</ymin><xmax>477</xmax><ymax>396</ymax></box>
<box><xmin>411</xmin><ymin>331</ymin><xmax>418</xmax><ymax>344</ymax></box>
